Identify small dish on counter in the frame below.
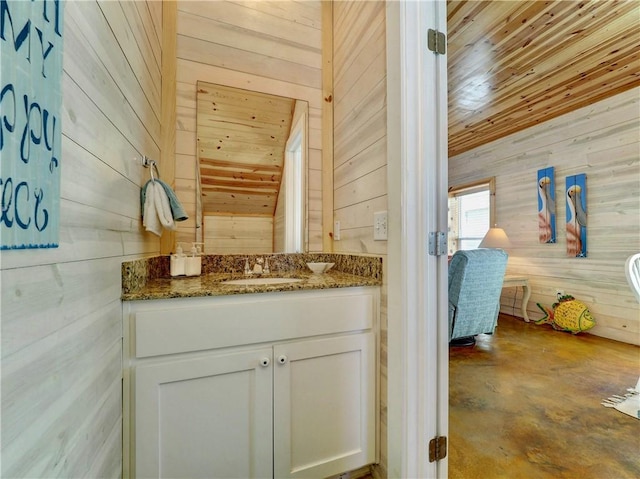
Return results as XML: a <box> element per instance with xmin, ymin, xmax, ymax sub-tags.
<box><xmin>306</xmin><ymin>262</ymin><xmax>335</xmax><ymax>274</ymax></box>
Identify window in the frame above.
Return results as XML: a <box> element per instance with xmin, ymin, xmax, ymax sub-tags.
<box><xmin>448</xmin><ymin>178</ymin><xmax>495</xmax><ymax>254</ymax></box>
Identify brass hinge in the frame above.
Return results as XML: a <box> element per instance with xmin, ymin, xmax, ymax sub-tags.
<box><xmin>429</xmin><ymin>436</ymin><xmax>447</xmax><ymax>462</ymax></box>
<box><xmin>428</xmin><ymin>231</ymin><xmax>447</xmax><ymax>256</ymax></box>
<box><xmin>427</xmin><ymin>29</ymin><xmax>446</xmax><ymax>55</ymax></box>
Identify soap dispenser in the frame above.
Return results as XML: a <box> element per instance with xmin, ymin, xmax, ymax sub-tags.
<box><xmin>170</xmin><ymin>244</ymin><xmax>186</xmax><ymax>277</ymax></box>
<box><xmin>185</xmin><ymin>242</ymin><xmax>203</xmax><ymax>277</ymax></box>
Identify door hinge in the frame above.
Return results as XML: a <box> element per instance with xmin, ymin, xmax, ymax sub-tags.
<box><xmin>428</xmin><ymin>231</ymin><xmax>447</xmax><ymax>256</ymax></box>
<box><xmin>429</xmin><ymin>436</ymin><xmax>447</xmax><ymax>462</ymax></box>
<box><xmin>427</xmin><ymin>29</ymin><xmax>446</xmax><ymax>55</ymax></box>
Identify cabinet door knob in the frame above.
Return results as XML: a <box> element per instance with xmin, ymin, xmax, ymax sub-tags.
<box><xmin>260</xmin><ymin>357</ymin><xmax>270</xmax><ymax>367</ymax></box>
<box><xmin>277</xmin><ymin>355</ymin><xmax>288</xmax><ymax>364</ymax></box>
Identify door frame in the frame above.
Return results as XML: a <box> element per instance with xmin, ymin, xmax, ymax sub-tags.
<box><xmin>386</xmin><ymin>1</ymin><xmax>448</xmax><ymax>477</ymax></box>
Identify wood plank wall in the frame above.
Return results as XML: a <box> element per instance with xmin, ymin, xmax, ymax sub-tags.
<box><xmin>203</xmin><ymin>215</ymin><xmax>274</xmax><ymax>255</ymax></box>
<box><xmin>449</xmin><ymin>87</ymin><xmax>640</xmax><ymax>346</ymax></box>
<box><xmin>331</xmin><ymin>2</ymin><xmax>389</xmax><ymax>478</ymax></box>
<box><xmin>0</xmin><ymin>1</ymin><xmax>162</xmax><ymax>476</ymax></box>
<box><xmin>175</xmin><ymin>0</ymin><xmax>324</xmax><ymax>253</ymax></box>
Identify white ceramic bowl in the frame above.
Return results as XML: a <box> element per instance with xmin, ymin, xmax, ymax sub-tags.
<box><xmin>306</xmin><ymin>262</ymin><xmax>335</xmax><ymax>274</ymax></box>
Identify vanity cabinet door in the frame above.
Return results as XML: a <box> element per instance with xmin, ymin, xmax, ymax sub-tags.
<box><xmin>134</xmin><ymin>348</ymin><xmax>273</xmax><ymax>479</ymax></box>
<box><xmin>273</xmin><ymin>332</ymin><xmax>376</xmax><ymax>479</ymax></box>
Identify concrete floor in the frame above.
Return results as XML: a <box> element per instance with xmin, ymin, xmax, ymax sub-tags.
<box><xmin>449</xmin><ymin>314</ymin><xmax>640</xmax><ymax>479</ymax></box>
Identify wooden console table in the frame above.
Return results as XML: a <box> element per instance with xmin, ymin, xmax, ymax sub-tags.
<box><xmin>502</xmin><ymin>276</ymin><xmax>531</xmax><ymax>322</ymax></box>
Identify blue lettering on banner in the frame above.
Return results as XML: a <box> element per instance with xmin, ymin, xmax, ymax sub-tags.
<box><xmin>0</xmin><ymin>0</ymin><xmax>63</xmax><ymax>249</ymax></box>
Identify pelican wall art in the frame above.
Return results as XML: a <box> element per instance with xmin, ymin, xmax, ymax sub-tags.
<box><xmin>566</xmin><ymin>174</ymin><xmax>587</xmax><ymax>258</ymax></box>
<box><xmin>537</xmin><ymin>167</ymin><xmax>556</xmax><ymax>244</ymax></box>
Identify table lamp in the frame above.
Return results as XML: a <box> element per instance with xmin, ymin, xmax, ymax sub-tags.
<box><xmin>479</xmin><ymin>226</ymin><xmax>511</xmax><ymax>249</ymax></box>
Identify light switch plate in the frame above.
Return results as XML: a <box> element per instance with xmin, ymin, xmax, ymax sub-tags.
<box><xmin>374</xmin><ymin>211</ymin><xmax>388</xmax><ymax>240</ymax></box>
<box><xmin>333</xmin><ymin>220</ymin><xmax>341</xmax><ymax>241</ymax></box>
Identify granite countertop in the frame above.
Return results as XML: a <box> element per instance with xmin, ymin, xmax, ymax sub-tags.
<box><xmin>122</xmin><ymin>253</ymin><xmax>382</xmax><ymax>301</ymax></box>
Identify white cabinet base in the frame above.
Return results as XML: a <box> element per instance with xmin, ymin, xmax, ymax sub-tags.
<box><xmin>124</xmin><ymin>287</ymin><xmax>379</xmax><ymax>479</ymax></box>
<box><xmin>134</xmin><ymin>349</ymin><xmax>273</xmax><ymax>478</ymax></box>
<box><xmin>274</xmin><ymin>333</ymin><xmax>375</xmax><ymax>478</ymax></box>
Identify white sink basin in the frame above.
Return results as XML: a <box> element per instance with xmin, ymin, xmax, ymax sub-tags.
<box><xmin>222</xmin><ymin>277</ymin><xmax>303</xmax><ymax>286</ymax></box>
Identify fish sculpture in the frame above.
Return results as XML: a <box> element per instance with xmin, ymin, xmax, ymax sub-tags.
<box><xmin>536</xmin><ymin>294</ymin><xmax>596</xmax><ymax>334</ymax></box>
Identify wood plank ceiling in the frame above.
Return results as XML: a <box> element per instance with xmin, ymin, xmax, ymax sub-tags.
<box><xmin>196</xmin><ymin>81</ymin><xmax>295</xmax><ymax>216</ymax></box>
<box><xmin>447</xmin><ymin>0</ymin><xmax>640</xmax><ymax>157</ymax></box>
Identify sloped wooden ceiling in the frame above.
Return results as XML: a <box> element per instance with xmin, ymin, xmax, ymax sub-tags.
<box><xmin>197</xmin><ymin>82</ymin><xmax>295</xmax><ymax>216</ymax></box>
<box><xmin>447</xmin><ymin>0</ymin><xmax>640</xmax><ymax>157</ymax></box>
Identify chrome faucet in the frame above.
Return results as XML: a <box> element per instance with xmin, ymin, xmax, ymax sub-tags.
<box><xmin>252</xmin><ymin>257</ymin><xmax>264</xmax><ymax>274</ymax></box>
<box><xmin>245</xmin><ymin>257</ymin><xmax>267</xmax><ymax>275</ymax></box>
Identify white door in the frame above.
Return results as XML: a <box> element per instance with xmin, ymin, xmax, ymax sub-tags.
<box><xmin>134</xmin><ymin>349</ymin><xmax>273</xmax><ymax>479</ymax></box>
<box><xmin>273</xmin><ymin>333</ymin><xmax>375</xmax><ymax>479</ymax></box>
<box><xmin>386</xmin><ymin>1</ymin><xmax>449</xmax><ymax>477</ymax></box>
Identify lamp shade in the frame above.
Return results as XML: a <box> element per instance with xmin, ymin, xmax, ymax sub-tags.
<box><xmin>479</xmin><ymin>227</ymin><xmax>511</xmax><ymax>249</ymax></box>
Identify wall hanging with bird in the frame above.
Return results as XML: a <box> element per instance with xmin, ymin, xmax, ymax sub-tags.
<box><xmin>537</xmin><ymin>167</ymin><xmax>556</xmax><ymax>244</ymax></box>
<box><xmin>566</xmin><ymin>173</ymin><xmax>587</xmax><ymax>257</ymax></box>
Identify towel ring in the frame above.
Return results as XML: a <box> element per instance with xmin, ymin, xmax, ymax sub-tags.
<box><xmin>141</xmin><ymin>155</ymin><xmax>160</xmax><ymax>181</ymax></box>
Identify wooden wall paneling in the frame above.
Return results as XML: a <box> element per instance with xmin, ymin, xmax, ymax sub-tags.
<box><xmin>175</xmin><ymin>154</ymin><xmax>197</xmax><ymax>181</ymax></box>
<box><xmin>60</xmin><ymin>75</ymin><xmax>144</xmax><ymax>185</ymax></box>
<box><xmin>175</xmin><ymin>129</ymin><xmax>196</xmax><ymax>157</ymax></box>
<box><xmin>85</xmin><ymin>391</ymin><xmax>123</xmax><ymax>478</ymax></box>
<box><xmin>3</xmin><ymin>344</ymin><xmax>122</xmax><ymax>477</ymax></box>
<box><xmin>76</xmin><ymin>379</ymin><xmax>122</xmax><ymax>477</ymax></box>
<box><xmin>177</xmin><ymin>58</ymin><xmax>322</xmax><ymax>110</ymax></box>
<box><xmin>174</xmin><ymin>77</ymin><xmax>198</xmax><ymax>246</ymax></box>
<box><xmin>161</xmin><ymin>0</ymin><xmax>178</xmax><ymax>254</ymax></box>
<box><xmin>331</xmin><ymin>3</ymin><xmax>388</xmax><ymax>478</ymax></box>
<box><xmin>333</xmin><ymin>47</ymin><xmax>386</xmax><ymax>133</ymax></box>
<box><xmin>449</xmin><ymin>88</ymin><xmax>640</xmax><ymax>345</ymax></box>
<box><xmin>64</xmin><ymin>3</ymin><xmax>160</xmax><ymax>156</ymax></box>
<box><xmin>204</xmin><ymin>215</ymin><xmax>274</xmax><ymax>254</ymax></box>
<box><xmin>179</xmin><ymin>1</ymin><xmax>322</xmax><ymax>49</ymax></box>
<box><xmin>130</xmin><ymin>0</ymin><xmax>162</xmax><ymax>72</ymax></box>
<box><xmin>175</xmin><ymin>0</ymin><xmax>323</xmax><ymax>252</ymax></box>
<box><xmin>62</xmin><ymin>16</ymin><xmax>160</xmax><ymax>157</ymax></box>
<box><xmin>334</xmin><ymin>113</ymin><xmax>386</xmax><ymax>188</ymax></box>
<box><xmin>306</xmin><ymin>165</ymin><xmax>323</xmax><ymax>251</ymax></box>
<box><xmin>322</xmin><ymin>0</ymin><xmax>334</xmax><ymax>251</ymax></box>
<box><xmin>116</xmin><ymin>1</ymin><xmax>162</xmax><ymax>113</ymax></box>
<box><xmin>334</xmin><ymin>167</ymin><xmax>387</xmax><ymax>212</ymax></box>
<box><xmin>234</xmin><ymin>1</ymin><xmax>322</xmax><ymax>29</ymax></box>
<box><xmin>0</xmin><ymin>1</ymin><xmax>163</xmax><ymax>475</ymax></box>
<box><xmin>179</xmin><ymin>35</ymin><xmax>321</xmax><ymax>88</ymax></box>
<box><xmin>1</xmin><ymin>258</ymin><xmax>123</xmax><ymax>357</ymax></box>
<box><xmin>178</xmin><ymin>11</ymin><xmax>322</xmax><ymax>69</ymax></box>
<box><xmin>332</xmin><ymin>2</ymin><xmax>383</xmax><ymax>86</ymax></box>
<box><xmin>177</xmin><ymin>80</ymin><xmax>197</xmax><ymax>109</ymax></box>
<box><xmin>334</xmin><ymin>80</ymin><xmax>387</xmax><ymax>165</ymax></box>
<box><xmin>95</xmin><ymin>1</ymin><xmax>162</xmax><ymax>118</ymax></box>
<box><xmin>176</xmin><ymin>105</ymin><xmax>196</xmax><ymax>132</ymax></box>
<box><xmin>61</xmin><ymin>140</ymin><xmax>140</xmax><ymax>220</ymax></box>
<box><xmin>334</xmin><ymin>138</ymin><xmax>387</xmax><ymax>189</ymax></box>
<box><xmin>333</xmin><ymin>12</ymin><xmax>385</xmax><ymax>105</ymax></box>
<box><xmin>308</xmin><ymin>141</ymin><xmax>322</xmax><ymax>169</ymax></box>
<box><xmin>1</xmin><ymin>301</ymin><xmax>121</xmax><ymax>476</ymax></box>
<box><xmin>309</xmin><ymin>104</ymin><xmax>324</xmax><ymax>252</ymax></box>
<box><xmin>147</xmin><ymin>1</ymin><xmax>163</xmax><ymax>45</ymax></box>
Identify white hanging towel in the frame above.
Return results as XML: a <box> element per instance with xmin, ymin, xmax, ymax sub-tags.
<box><xmin>143</xmin><ymin>181</ymin><xmax>176</xmax><ymax>236</ymax></box>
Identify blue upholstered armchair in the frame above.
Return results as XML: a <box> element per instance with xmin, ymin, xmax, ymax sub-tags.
<box><xmin>448</xmin><ymin>249</ymin><xmax>508</xmax><ymax>342</ymax></box>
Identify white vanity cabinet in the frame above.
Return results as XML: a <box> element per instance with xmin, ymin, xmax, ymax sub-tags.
<box><xmin>123</xmin><ymin>287</ymin><xmax>379</xmax><ymax>479</ymax></box>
